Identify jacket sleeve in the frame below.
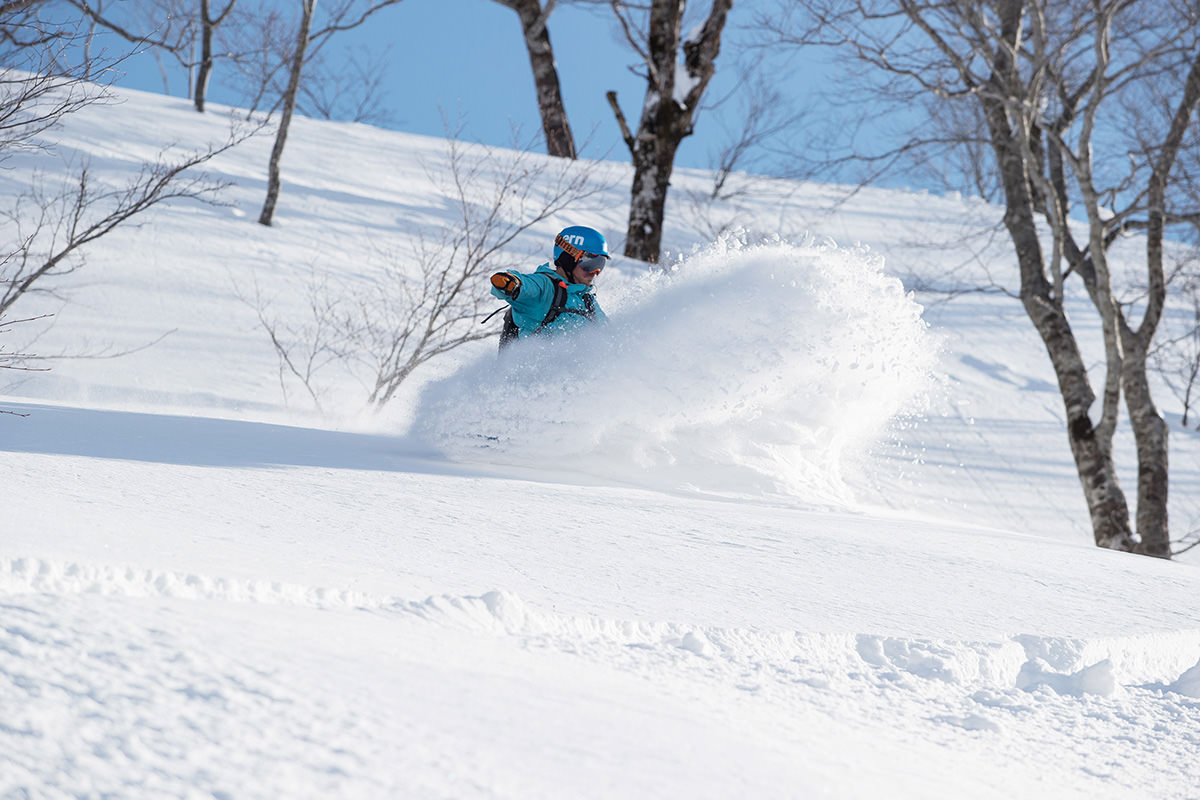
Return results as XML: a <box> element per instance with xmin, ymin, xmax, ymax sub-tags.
<box><xmin>498</xmin><ymin>271</ymin><xmax>554</xmax><ymax>315</ymax></box>
<box><xmin>490</xmin><ymin>273</ymin><xmax>517</xmax><ymax>302</ymax></box>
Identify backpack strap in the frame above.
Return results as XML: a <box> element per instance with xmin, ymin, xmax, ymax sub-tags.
<box><xmin>534</xmin><ymin>280</ymin><xmax>571</xmax><ymax>332</ymax></box>
<box><xmin>499</xmin><ymin>279</ymin><xmax>595</xmax><ymax>350</ymax></box>
<box><xmin>538</xmin><ymin>280</ymin><xmax>596</xmax><ymax>331</ymax></box>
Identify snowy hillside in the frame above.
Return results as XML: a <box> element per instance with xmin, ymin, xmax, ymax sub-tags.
<box><xmin>3</xmin><ymin>86</ymin><xmax>1200</xmax><ymax>798</ymax></box>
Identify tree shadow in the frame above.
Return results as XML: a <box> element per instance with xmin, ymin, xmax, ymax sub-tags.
<box><xmin>0</xmin><ymin>401</ymin><xmax>466</xmax><ymax>475</ymax></box>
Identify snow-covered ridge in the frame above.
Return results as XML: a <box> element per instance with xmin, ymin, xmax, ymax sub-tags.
<box><xmin>7</xmin><ymin>556</ymin><xmax>1198</xmax><ymax>699</ymax></box>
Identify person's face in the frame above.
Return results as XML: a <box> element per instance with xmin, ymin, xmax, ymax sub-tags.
<box><xmin>572</xmin><ymin>263</ymin><xmax>601</xmax><ymax>286</ymax></box>
<box><xmin>571</xmin><ymin>252</ymin><xmax>607</xmax><ymax>286</ymax></box>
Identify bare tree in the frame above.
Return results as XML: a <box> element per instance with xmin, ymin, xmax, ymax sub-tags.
<box><xmin>2</xmin><ymin>0</ymin><xmax>254</xmax><ymax>317</ymax></box>
<box><xmin>1</xmin><ymin>2</ymin><xmax>102</xmax><ymax>158</ymax></box>
<box><xmin>66</xmin><ymin>0</ymin><xmax>240</xmax><ymax>112</ymax></box>
<box><xmin>1120</xmin><ymin>27</ymin><xmax>1200</xmax><ymax>558</ymax></box>
<box><xmin>606</xmin><ymin>0</ymin><xmax>733</xmax><ymax>264</ymax></box>
<box><xmin>703</xmin><ymin>77</ymin><xmax>794</xmax><ymax>201</ymax></box>
<box><xmin>681</xmin><ymin>66</ymin><xmax>806</xmax><ymax>241</ymax></box>
<box><xmin>245</xmin><ymin>268</ymin><xmax>351</xmax><ymax>414</ymax></box>
<box><xmin>256</xmin><ymin>0</ymin><xmax>404</xmax><ymax>227</ymax></box>
<box><xmin>3</xmin><ymin>143</ymin><xmax>242</xmax><ymax>316</ymax></box>
<box><xmin>489</xmin><ymin>0</ymin><xmax>577</xmax><ymax>159</ymax></box>
<box><xmin>252</xmin><ymin>130</ymin><xmax>605</xmax><ymax>411</ymax></box>
<box><xmin>195</xmin><ymin>0</ymin><xmax>239</xmax><ymax>111</ymax></box>
<box><xmin>257</xmin><ymin>0</ymin><xmax>316</xmax><ymax>227</ymax></box>
<box><xmin>67</xmin><ymin>0</ymin><xmax>401</xmax><ymax>206</ymax></box>
<box><xmin>297</xmin><ymin>44</ymin><xmax>395</xmax><ymax>126</ymax></box>
<box><xmin>774</xmin><ymin>0</ymin><xmax>1200</xmax><ymax>558</ymax></box>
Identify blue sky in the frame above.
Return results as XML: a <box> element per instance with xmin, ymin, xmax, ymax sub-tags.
<box><xmin>104</xmin><ymin>0</ymin><xmax>820</xmax><ymax>177</ymax></box>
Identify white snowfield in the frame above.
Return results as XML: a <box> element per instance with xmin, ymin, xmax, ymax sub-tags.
<box><xmin>3</xmin><ymin>87</ymin><xmax>1200</xmax><ymax>798</ymax></box>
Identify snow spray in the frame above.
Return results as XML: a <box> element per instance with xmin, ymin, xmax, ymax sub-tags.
<box><xmin>412</xmin><ymin>235</ymin><xmax>937</xmax><ymax>503</ymax></box>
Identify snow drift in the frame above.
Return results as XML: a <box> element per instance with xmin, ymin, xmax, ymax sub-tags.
<box><xmin>413</xmin><ymin>237</ymin><xmax>937</xmax><ymax>501</ymax></box>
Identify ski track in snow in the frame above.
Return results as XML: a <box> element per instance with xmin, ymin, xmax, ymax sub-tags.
<box><xmin>4</xmin><ymin>555</ymin><xmax>1200</xmax><ymax>799</ymax></box>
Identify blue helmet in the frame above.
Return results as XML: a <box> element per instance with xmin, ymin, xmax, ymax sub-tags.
<box><xmin>553</xmin><ymin>225</ymin><xmax>608</xmax><ymax>261</ymax></box>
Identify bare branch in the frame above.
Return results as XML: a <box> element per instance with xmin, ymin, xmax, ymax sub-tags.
<box><xmin>605</xmin><ymin>90</ymin><xmax>635</xmax><ymax>153</ymax></box>
<box><xmin>0</xmin><ymin>313</ymin><xmax>52</xmax><ymax>374</ymax></box>
<box><xmin>2</xmin><ymin>119</ymin><xmax>261</xmax><ymax>316</ymax></box>
<box><xmin>250</xmin><ymin>127</ymin><xmax>608</xmax><ymax>412</ymax></box>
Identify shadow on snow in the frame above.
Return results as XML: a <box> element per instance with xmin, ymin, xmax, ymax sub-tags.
<box><xmin>0</xmin><ymin>401</ymin><xmax>460</xmax><ymax>474</ymax></box>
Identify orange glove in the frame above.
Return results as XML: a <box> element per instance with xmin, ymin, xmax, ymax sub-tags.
<box><xmin>491</xmin><ymin>272</ymin><xmax>521</xmax><ymax>299</ymax></box>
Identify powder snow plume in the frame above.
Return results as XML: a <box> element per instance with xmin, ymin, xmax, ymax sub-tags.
<box><xmin>412</xmin><ymin>236</ymin><xmax>937</xmax><ymax>502</ymax></box>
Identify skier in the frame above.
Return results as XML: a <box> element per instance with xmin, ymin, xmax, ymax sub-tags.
<box><xmin>489</xmin><ymin>225</ymin><xmax>609</xmax><ymax>348</ymax></box>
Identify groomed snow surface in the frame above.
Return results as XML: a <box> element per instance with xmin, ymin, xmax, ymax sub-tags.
<box><xmin>3</xmin><ymin>87</ymin><xmax>1200</xmax><ymax>798</ymax></box>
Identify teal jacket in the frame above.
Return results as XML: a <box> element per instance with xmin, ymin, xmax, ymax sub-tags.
<box><xmin>491</xmin><ymin>264</ymin><xmax>607</xmax><ymax>339</ymax></box>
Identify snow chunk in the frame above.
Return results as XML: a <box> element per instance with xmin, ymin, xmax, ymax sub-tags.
<box><xmin>1016</xmin><ymin>658</ymin><xmax>1118</xmax><ymax>697</ymax></box>
<box><xmin>674</xmin><ymin>60</ymin><xmax>700</xmax><ymax>106</ymax></box>
<box><xmin>1169</xmin><ymin>658</ymin><xmax>1200</xmax><ymax>697</ymax></box>
<box><xmin>676</xmin><ymin>631</ymin><xmax>712</xmax><ymax>657</ymax></box>
<box><xmin>854</xmin><ymin>635</ymin><xmax>1026</xmax><ymax>685</ymax></box>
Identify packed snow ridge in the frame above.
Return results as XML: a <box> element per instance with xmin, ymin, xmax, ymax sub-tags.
<box><xmin>7</xmin><ymin>556</ymin><xmax>1200</xmax><ymax>702</ymax></box>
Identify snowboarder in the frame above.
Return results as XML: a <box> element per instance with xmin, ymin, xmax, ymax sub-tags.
<box><xmin>489</xmin><ymin>225</ymin><xmax>609</xmax><ymax>348</ymax></box>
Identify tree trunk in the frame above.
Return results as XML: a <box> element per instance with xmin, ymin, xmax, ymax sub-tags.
<box><xmin>626</xmin><ymin>130</ymin><xmax>680</xmax><ymax>263</ymax></box>
<box><xmin>978</xmin><ymin>8</ymin><xmax>1135</xmax><ymax>552</ymax></box>
<box><xmin>622</xmin><ymin>0</ymin><xmax>681</xmax><ymax>264</ymax></box>
<box><xmin>506</xmin><ymin>0</ymin><xmax>575</xmax><ymax>159</ymax></box>
<box><xmin>1122</xmin><ymin>48</ymin><xmax>1200</xmax><ymax>557</ymax></box>
<box><xmin>611</xmin><ymin>0</ymin><xmax>732</xmax><ymax>264</ymax></box>
<box><xmin>1029</xmin><ymin>287</ymin><xmax>1135</xmax><ymax>552</ymax></box>
<box><xmin>194</xmin><ymin>0</ymin><xmax>214</xmax><ymax>112</ymax></box>
<box><xmin>1121</xmin><ymin>336</ymin><xmax>1170</xmax><ymax>557</ymax></box>
<box><xmin>259</xmin><ymin>0</ymin><xmax>314</xmax><ymax>227</ymax></box>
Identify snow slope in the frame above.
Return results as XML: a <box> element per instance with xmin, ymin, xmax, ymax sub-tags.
<box><xmin>3</xmin><ymin>86</ymin><xmax>1200</xmax><ymax>798</ymax></box>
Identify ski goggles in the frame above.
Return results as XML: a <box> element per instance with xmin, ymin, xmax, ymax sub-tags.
<box><xmin>575</xmin><ymin>252</ymin><xmax>608</xmax><ymax>275</ymax></box>
<box><xmin>556</xmin><ymin>233</ymin><xmax>607</xmax><ymax>274</ymax></box>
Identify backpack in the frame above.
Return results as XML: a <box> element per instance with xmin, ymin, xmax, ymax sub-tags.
<box><xmin>497</xmin><ymin>278</ymin><xmax>596</xmax><ymax>350</ymax></box>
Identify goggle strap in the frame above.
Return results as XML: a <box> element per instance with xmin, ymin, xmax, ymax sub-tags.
<box><xmin>555</xmin><ymin>234</ymin><xmax>585</xmax><ymax>261</ymax></box>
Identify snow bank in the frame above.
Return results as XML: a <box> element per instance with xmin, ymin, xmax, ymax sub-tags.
<box><xmin>8</xmin><ymin>555</ymin><xmax>1199</xmax><ymax>697</ymax></box>
<box><xmin>412</xmin><ymin>236</ymin><xmax>937</xmax><ymax>501</ymax></box>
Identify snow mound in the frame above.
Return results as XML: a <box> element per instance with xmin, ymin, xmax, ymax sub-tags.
<box><xmin>1016</xmin><ymin>658</ymin><xmax>1119</xmax><ymax>697</ymax></box>
<box><xmin>1169</xmin><ymin>659</ymin><xmax>1200</xmax><ymax>697</ymax></box>
<box><xmin>412</xmin><ymin>237</ymin><xmax>937</xmax><ymax>501</ymax></box>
